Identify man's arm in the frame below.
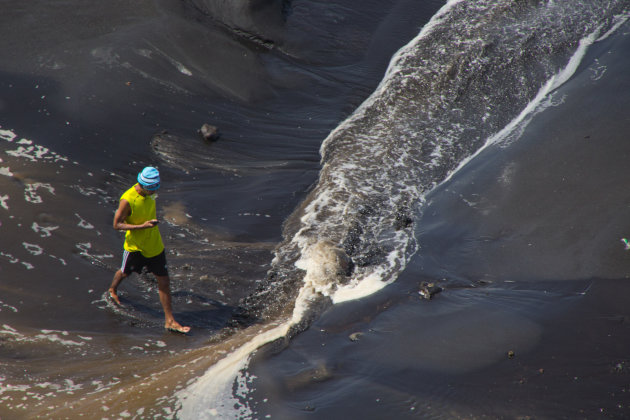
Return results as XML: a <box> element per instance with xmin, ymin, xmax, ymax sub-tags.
<box><xmin>113</xmin><ymin>199</ymin><xmax>157</xmax><ymax>231</ymax></box>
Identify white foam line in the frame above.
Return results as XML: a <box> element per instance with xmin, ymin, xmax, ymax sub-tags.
<box><xmin>32</xmin><ymin>222</ymin><xmax>59</xmax><ymax>237</ymax></box>
<box><xmin>0</xmin><ymin>194</ymin><xmax>8</xmax><ymax>210</ymax></box>
<box><xmin>179</xmin><ymin>5</ymin><xmax>617</xmax><ymax>418</ymax></box>
<box><xmin>332</xmin><ymin>269</ymin><xmax>387</xmax><ymax>304</ymax></box>
<box><xmin>0</xmin><ymin>128</ymin><xmax>17</xmax><ymax>142</ymax></box>
<box><xmin>23</xmin><ymin>242</ymin><xmax>44</xmax><ymax>256</ymax></box>
<box><xmin>384</xmin><ymin>0</ymin><xmax>465</xmax><ymax>79</ymax></box>
<box><xmin>178</xmin><ymin>5</ymin><xmax>470</xmax><ymax>416</ymax></box>
<box><xmin>177</xmin><ymin>322</ymin><xmax>292</xmax><ymax>419</ymax></box>
<box><xmin>145</xmin><ymin>41</ymin><xmax>194</xmax><ymax>76</ymax></box>
<box><xmin>180</xmin><ymin>235</ymin><xmax>411</xmax><ymax>417</ymax></box>
<box><xmin>180</xmin><ymin>240</ymin><xmax>360</xmax><ymax>417</ymax></box>
<box><xmin>597</xmin><ymin>12</ymin><xmax>630</xmax><ymax>42</ymax></box>
<box><xmin>319</xmin><ymin>0</ymin><xmax>464</xmax><ymax>156</ymax></box>
<box><xmin>443</xmin><ymin>23</ymin><xmax>604</xmax><ymax>185</ymax></box>
<box><xmin>75</xmin><ymin>213</ymin><xmax>95</xmax><ymax>229</ymax></box>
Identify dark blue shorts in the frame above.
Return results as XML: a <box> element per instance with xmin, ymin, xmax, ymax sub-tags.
<box><xmin>120</xmin><ymin>250</ymin><xmax>168</xmax><ymax>277</ymax></box>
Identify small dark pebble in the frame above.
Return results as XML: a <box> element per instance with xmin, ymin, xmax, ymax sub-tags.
<box><xmin>349</xmin><ymin>332</ymin><xmax>363</xmax><ymax>342</ymax></box>
<box><xmin>199</xmin><ymin>123</ymin><xmax>220</xmax><ymax>141</ymax></box>
<box><xmin>419</xmin><ymin>281</ymin><xmax>442</xmax><ymax>300</ymax></box>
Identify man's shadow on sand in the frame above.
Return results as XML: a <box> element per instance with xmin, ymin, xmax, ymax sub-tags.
<box><xmin>109</xmin><ymin>289</ymin><xmax>238</xmax><ymax>334</ymax></box>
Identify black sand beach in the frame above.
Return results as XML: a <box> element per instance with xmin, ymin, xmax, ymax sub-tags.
<box><xmin>242</xmin><ymin>17</ymin><xmax>630</xmax><ymax>419</ymax></box>
<box><xmin>1</xmin><ymin>1</ymin><xmax>630</xmax><ymax>418</ymax></box>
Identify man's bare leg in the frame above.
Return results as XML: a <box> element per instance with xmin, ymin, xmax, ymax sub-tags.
<box><xmin>156</xmin><ymin>275</ymin><xmax>191</xmax><ymax>333</ymax></box>
<box><xmin>108</xmin><ymin>269</ymin><xmax>127</xmax><ymax>305</ymax></box>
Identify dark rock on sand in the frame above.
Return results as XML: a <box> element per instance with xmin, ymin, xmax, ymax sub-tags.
<box><xmin>349</xmin><ymin>332</ymin><xmax>363</xmax><ymax>342</ymax></box>
<box><xmin>199</xmin><ymin>123</ymin><xmax>220</xmax><ymax>141</ymax></box>
<box><xmin>418</xmin><ymin>281</ymin><xmax>442</xmax><ymax>300</ymax></box>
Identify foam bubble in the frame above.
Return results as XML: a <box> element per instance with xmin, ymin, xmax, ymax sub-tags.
<box><xmin>24</xmin><ymin>183</ymin><xmax>55</xmax><ymax>204</ymax></box>
<box><xmin>0</xmin><ymin>301</ymin><xmax>18</xmax><ymax>313</ymax></box>
<box><xmin>2</xmin><ymin>324</ymin><xmax>18</xmax><ymax>333</ymax></box>
<box><xmin>75</xmin><ymin>213</ymin><xmax>94</xmax><ymax>229</ymax></box>
<box><xmin>0</xmin><ymin>129</ymin><xmax>17</xmax><ymax>142</ymax></box>
<box><xmin>33</xmin><ymin>333</ymin><xmax>85</xmax><ymax>347</ymax></box>
<box><xmin>0</xmin><ymin>194</ymin><xmax>9</xmax><ymax>210</ymax></box>
<box><xmin>0</xmin><ymin>251</ymin><xmax>19</xmax><ymax>264</ymax></box>
<box><xmin>48</xmin><ymin>255</ymin><xmax>67</xmax><ymax>266</ymax></box>
<box><xmin>76</xmin><ymin>242</ymin><xmax>114</xmax><ymax>260</ymax></box>
<box><xmin>23</xmin><ymin>242</ymin><xmax>44</xmax><ymax>256</ymax></box>
<box><xmin>21</xmin><ymin>262</ymin><xmax>34</xmax><ymax>270</ymax></box>
<box><xmin>32</xmin><ymin>222</ymin><xmax>59</xmax><ymax>237</ymax></box>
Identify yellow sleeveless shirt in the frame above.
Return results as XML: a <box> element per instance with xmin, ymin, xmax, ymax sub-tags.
<box><xmin>121</xmin><ymin>184</ymin><xmax>164</xmax><ymax>257</ymax></box>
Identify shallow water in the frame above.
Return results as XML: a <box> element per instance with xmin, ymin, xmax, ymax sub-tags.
<box><xmin>242</xmin><ymin>16</ymin><xmax>630</xmax><ymax>419</ymax></box>
<box><xmin>1</xmin><ymin>0</ymin><xmax>630</xmax><ymax>419</ymax></box>
<box><xmin>1</xmin><ymin>0</ymin><xmax>444</xmax><ymax>417</ymax></box>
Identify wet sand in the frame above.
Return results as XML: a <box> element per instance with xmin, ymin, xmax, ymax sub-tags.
<box><xmin>242</xmin><ymin>17</ymin><xmax>630</xmax><ymax>420</ymax></box>
<box><xmin>1</xmin><ymin>1</ymin><xmax>629</xmax><ymax>419</ymax></box>
<box><xmin>0</xmin><ymin>1</ymin><xmax>448</xmax><ymax>417</ymax></box>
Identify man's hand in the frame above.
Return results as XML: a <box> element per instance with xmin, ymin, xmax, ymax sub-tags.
<box><xmin>135</xmin><ymin>219</ymin><xmax>158</xmax><ymax>229</ymax></box>
<box><xmin>113</xmin><ymin>200</ymin><xmax>159</xmax><ymax>231</ymax></box>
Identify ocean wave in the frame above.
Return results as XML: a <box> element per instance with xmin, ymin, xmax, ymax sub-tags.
<box><xmin>241</xmin><ymin>0</ymin><xmax>630</xmax><ymax>321</ymax></box>
<box><xmin>179</xmin><ymin>1</ymin><xmax>629</xmax><ymax>418</ymax></box>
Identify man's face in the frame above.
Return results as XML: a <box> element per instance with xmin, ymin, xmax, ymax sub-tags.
<box><xmin>141</xmin><ymin>186</ymin><xmax>157</xmax><ymax>195</ymax></box>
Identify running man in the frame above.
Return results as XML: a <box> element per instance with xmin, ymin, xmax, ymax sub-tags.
<box><xmin>108</xmin><ymin>166</ymin><xmax>191</xmax><ymax>334</ymax></box>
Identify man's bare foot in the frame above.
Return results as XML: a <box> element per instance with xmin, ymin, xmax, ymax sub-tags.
<box><xmin>108</xmin><ymin>288</ymin><xmax>122</xmax><ymax>306</ymax></box>
<box><xmin>165</xmin><ymin>321</ymin><xmax>191</xmax><ymax>334</ymax></box>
